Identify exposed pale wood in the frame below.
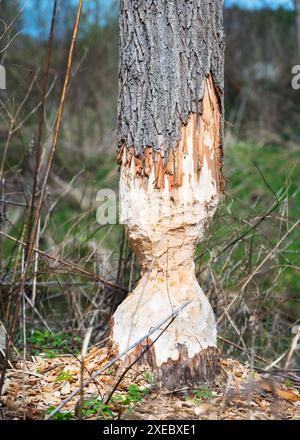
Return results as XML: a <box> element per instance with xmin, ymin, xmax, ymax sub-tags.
<box><xmin>114</xmin><ymin>1</ymin><xmax>225</xmax><ymax>388</ymax></box>
<box><xmin>113</xmin><ymin>77</ymin><xmax>223</xmax><ymax>387</ymax></box>
<box><xmin>117</xmin><ymin>76</ymin><xmax>224</xmax><ymax>192</ymax></box>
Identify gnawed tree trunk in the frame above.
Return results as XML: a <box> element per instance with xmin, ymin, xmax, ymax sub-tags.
<box><xmin>112</xmin><ymin>0</ymin><xmax>225</xmax><ymax>389</ymax></box>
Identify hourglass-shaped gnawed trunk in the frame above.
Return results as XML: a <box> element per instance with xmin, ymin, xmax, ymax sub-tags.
<box><xmin>112</xmin><ymin>1</ymin><xmax>225</xmax><ymax>389</ymax></box>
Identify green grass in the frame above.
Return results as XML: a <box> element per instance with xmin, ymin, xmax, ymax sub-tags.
<box><xmin>26</xmin><ymin>330</ymin><xmax>81</xmax><ymax>358</ymax></box>
<box><xmin>198</xmin><ymin>141</ymin><xmax>300</xmax><ymax>300</ymax></box>
<box><xmin>3</xmin><ymin>140</ymin><xmax>300</xmax><ymax>364</ymax></box>
<box><xmin>55</xmin><ymin>370</ymin><xmax>73</xmax><ymax>382</ymax></box>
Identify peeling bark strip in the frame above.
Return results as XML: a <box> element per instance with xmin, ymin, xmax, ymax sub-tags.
<box><xmin>118</xmin><ymin>0</ymin><xmax>224</xmax><ymax>166</ymax></box>
<box><xmin>117</xmin><ymin>75</ymin><xmax>224</xmax><ymax>192</ymax></box>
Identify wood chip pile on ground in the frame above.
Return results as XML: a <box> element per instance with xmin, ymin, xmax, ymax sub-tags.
<box><xmin>1</xmin><ymin>347</ymin><xmax>300</xmax><ymax>420</ymax></box>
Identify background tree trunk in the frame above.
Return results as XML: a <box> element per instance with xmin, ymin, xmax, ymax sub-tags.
<box><xmin>112</xmin><ymin>0</ymin><xmax>225</xmax><ymax>389</ymax></box>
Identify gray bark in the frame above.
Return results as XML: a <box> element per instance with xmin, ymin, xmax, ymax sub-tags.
<box><xmin>118</xmin><ymin>0</ymin><xmax>225</xmax><ymax>161</ymax></box>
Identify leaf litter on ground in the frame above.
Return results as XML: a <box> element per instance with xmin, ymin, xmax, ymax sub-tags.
<box><xmin>1</xmin><ymin>348</ymin><xmax>300</xmax><ymax>420</ymax></box>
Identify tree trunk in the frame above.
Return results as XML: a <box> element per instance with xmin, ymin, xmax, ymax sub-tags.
<box><xmin>112</xmin><ymin>0</ymin><xmax>225</xmax><ymax>389</ymax></box>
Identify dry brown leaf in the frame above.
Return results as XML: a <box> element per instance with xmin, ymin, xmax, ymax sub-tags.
<box><xmin>60</xmin><ymin>382</ymin><xmax>71</xmax><ymax>395</ymax></box>
<box><xmin>260</xmin><ymin>382</ymin><xmax>300</xmax><ymax>401</ymax></box>
<box><xmin>194</xmin><ymin>403</ymin><xmax>214</xmax><ymax>416</ymax></box>
<box><xmin>2</xmin><ymin>350</ymin><xmax>300</xmax><ymax>420</ymax></box>
<box><xmin>2</xmin><ymin>378</ymin><xmax>11</xmax><ymax>395</ymax></box>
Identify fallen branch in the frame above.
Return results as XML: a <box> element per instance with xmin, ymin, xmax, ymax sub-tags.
<box><xmin>0</xmin><ymin>231</ymin><xmax>127</xmax><ymax>293</ymax></box>
<box><xmin>218</xmin><ymin>335</ymin><xmax>271</xmax><ymax>366</ymax></box>
<box><xmin>104</xmin><ymin>312</ymin><xmax>177</xmax><ymax>406</ymax></box>
<box><xmin>5</xmin><ymin>369</ymin><xmax>44</xmax><ymax>379</ymax></box>
<box><xmin>45</xmin><ymin>300</ymin><xmax>191</xmax><ymax>420</ymax></box>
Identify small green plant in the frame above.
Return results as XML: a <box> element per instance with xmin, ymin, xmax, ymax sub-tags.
<box><xmin>112</xmin><ymin>384</ymin><xmax>150</xmax><ymax>407</ymax></box>
<box><xmin>127</xmin><ymin>383</ymin><xmax>150</xmax><ymax>402</ymax></box>
<box><xmin>285</xmin><ymin>380</ymin><xmax>294</xmax><ymax>389</ymax></box>
<box><xmin>55</xmin><ymin>370</ymin><xmax>73</xmax><ymax>382</ymax></box>
<box><xmin>82</xmin><ymin>399</ymin><xmax>113</xmax><ymax>419</ymax></box>
<box><xmin>186</xmin><ymin>387</ymin><xmax>214</xmax><ymax>405</ymax></box>
<box><xmin>44</xmin><ymin>350</ymin><xmax>57</xmax><ymax>359</ymax></box>
<box><xmin>143</xmin><ymin>370</ymin><xmax>154</xmax><ymax>384</ymax></box>
<box><xmin>46</xmin><ymin>407</ymin><xmax>74</xmax><ymax>420</ymax></box>
<box><xmin>192</xmin><ymin>387</ymin><xmax>213</xmax><ymax>400</ymax></box>
<box><xmin>27</xmin><ymin>330</ymin><xmax>82</xmax><ymax>357</ymax></box>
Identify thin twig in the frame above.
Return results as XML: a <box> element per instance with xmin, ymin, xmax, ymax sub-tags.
<box><xmin>0</xmin><ymin>231</ymin><xmax>127</xmax><ymax>293</ymax></box>
<box><xmin>45</xmin><ymin>300</ymin><xmax>191</xmax><ymax>420</ymax></box>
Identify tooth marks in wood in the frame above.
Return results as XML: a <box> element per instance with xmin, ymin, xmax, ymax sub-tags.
<box><xmin>117</xmin><ymin>74</ymin><xmax>224</xmax><ymax>193</ymax></box>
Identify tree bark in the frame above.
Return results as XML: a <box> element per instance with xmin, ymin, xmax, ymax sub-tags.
<box><xmin>112</xmin><ymin>0</ymin><xmax>225</xmax><ymax>389</ymax></box>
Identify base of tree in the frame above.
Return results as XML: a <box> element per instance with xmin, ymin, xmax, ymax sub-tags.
<box><xmin>132</xmin><ymin>343</ymin><xmax>220</xmax><ymax>390</ymax></box>
<box><xmin>111</xmin><ymin>269</ymin><xmax>219</xmax><ymax>390</ymax></box>
<box><xmin>153</xmin><ymin>346</ymin><xmax>220</xmax><ymax>389</ymax></box>
<box><xmin>114</xmin><ymin>339</ymin><xmax>220</xmax><ymax>390</ymax></box>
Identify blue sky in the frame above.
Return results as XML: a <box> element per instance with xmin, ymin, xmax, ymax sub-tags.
<box><xmin>226</xmin><ymin>0</ymin><xmax>294</xmax><ymax>8</ymax></box>
<box><xmin>22</xmin><ymin>0</ymin><xmax>295</xmax><ymax>38</ymax></box>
